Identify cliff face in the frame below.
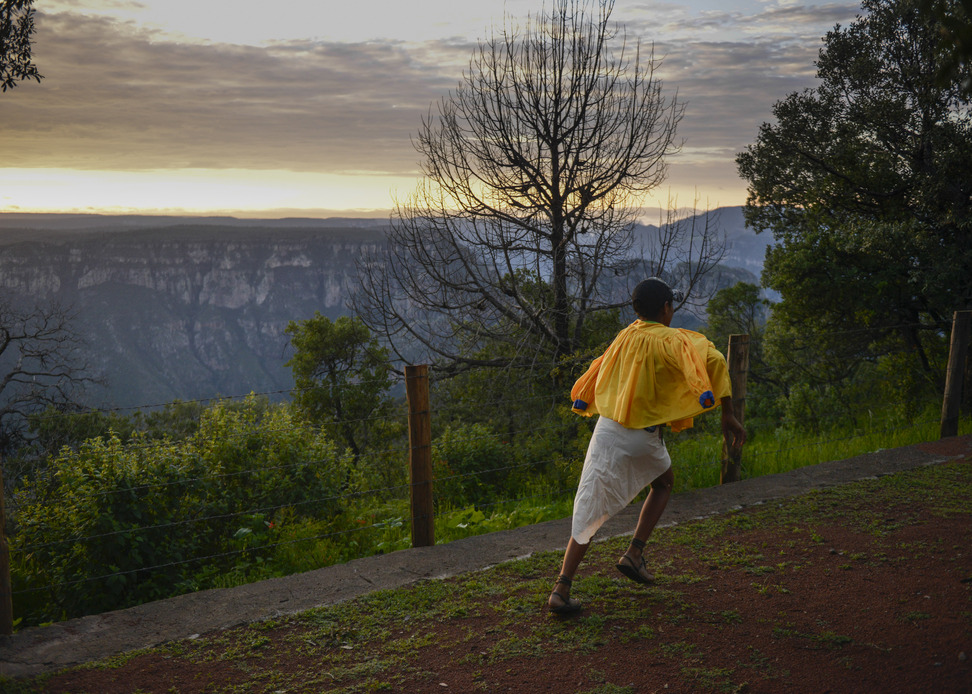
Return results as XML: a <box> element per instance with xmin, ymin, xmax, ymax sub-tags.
<box><xmin>0</xmin><ymin>209</ymin><xmax>768</xmax><ymax>410</ymax></box>
<box><xmin>0</xmin><ymin>223</ymin><xmax>387</xmax><ymax>408</ymax></box>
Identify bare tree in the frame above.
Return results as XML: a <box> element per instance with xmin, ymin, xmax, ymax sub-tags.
<box><xmin>354</xmin><ymin>0</ymin><xmax>724</xmax><ymax>374</ymax></box>
<box><xmin>1</xmin><ymin>0</ymin><xmax>42</xmax><ymax>92</ymax></box>
<box><xmin>0</xmin><ymin>294</ymin><xmax>98</xmax><ymax>453</ymax></box>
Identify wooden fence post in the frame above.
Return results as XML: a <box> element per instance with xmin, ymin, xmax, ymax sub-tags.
<box><xmin>0</xmin><ymin>456</ymin><xmax>12</xmax><ymax>635</ymax></box>
<box><xmin>405</xmin><ymin>365</ymin><xmax>434</xmax><ymax>548</ymax></box>
<box><xmin>721</xmin><ymin>334</ymin><xmax>750</xmax><ymax>484</ymax></box>
<box><xmin>941</xmin><ymin>310</ymin><xmax>972</xmax><ymax>438</ymax></box>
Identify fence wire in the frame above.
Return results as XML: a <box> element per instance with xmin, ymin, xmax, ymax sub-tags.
<box><xmin>14</xmin><ymin>516</ymin><xmax>408</xmax><ymax>597</ymax></box>
<box><xmin>22</xmin><ymin>374</ymin><xmax>402</xmax><ymax>423</ymax></box>
<box><xmin>2</xmin><ymin>317</ymin><xmax>969</xmax><ymax>623</ymax></box>
<box><xmin>13</xmin><ymin>480</ymin><xmax>414</xmax><ymax>555</ymax></box>
<box><xmin>681</xmin><ymin>412</ymin><xmax>945</xmax><ymax>472</ymax></box>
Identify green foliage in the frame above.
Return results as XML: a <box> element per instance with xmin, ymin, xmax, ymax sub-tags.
<box><xmin>8</xmin><ymin>385</ymin><xmax>964</xmax><ymax>630</ymax></box>
<box><xmin>285</xmin><ymin>313</ymin><xmax>394</xmax><ymax>458</ymax></box>
<box><xmin>736</xmin><ymin>0</ymin><xmax>972</xmax><ymax>387</ymax></box>
<box><xmin>917</xmin><ymin>0</ymin><xmax>972</xmax><ymax>93</ymax></box>
<box><xmin>702</xmin><ymin>281</ymin><xmax>782</xmax><ymax>428</ymax></box>
<box><xmin>7</xmin><ymin>300</ymin><xmax>967</xmax><ymax>634</ymax></box>
<box><xmin>0</xmin><ymin>0</ymin><xmax>43</xmax><ymax>92</ymax></box>
<box><xmin>27</xmin><ymin>400</ymin><xmax>206</xmax><ymax>452</ymax></box>
<box><xmin>11</xmin><ymin>396</ymin><xmax>353</xmax><ymax>625</ymax></box>
<box><xmin>756</xmin><ymin>316</ymin><xmax>950</xmax><ymax>433</ymax></box>
<box><xmin>284</xmin><ymin>312</ymin><xmax>407</xmax><ymax>493</ymax></box>
<box><xmin>7</xmin><ymin>400</ymin><xmax>214</xmax><ymax>496</ymax></box>
<box><xmin>432</xmin><ymin>423</ymin><xmax>508</xmax><ymax>507</ymax></box>
<box><xmin>704</xmin><ymin>282</ymin><xmax>768</xmax><ymax>364</ymax></box>
<box><xmin>13</xmin><ymin>434</ymin><xmax>202</xmax><ymax>621</ymax></box>
<box><xmin>426</xmin><ymin>295</ymin><xmax>619</xmax><ymax>508</ymax></box>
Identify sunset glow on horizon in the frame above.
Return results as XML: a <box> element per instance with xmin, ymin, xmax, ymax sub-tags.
<box><xmin>1</xmin><ymin>0</ymin><xmax>860</xmax><ymax>219</ymax></box>
<box><xmin>0</xmin><ymin>168</ymin><xmax>417</xmax><ymax>218</ymax></box>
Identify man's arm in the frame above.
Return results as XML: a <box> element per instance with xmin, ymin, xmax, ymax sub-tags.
<box><xmin>720</xmin><ymin>396</ymin><xmax>746</xmax><ymax>449</ymax></box>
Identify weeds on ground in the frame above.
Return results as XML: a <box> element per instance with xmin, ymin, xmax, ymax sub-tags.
<box><xmin>20</xmin><ymin>459</ymin><xmax>972</xmax><ymax>693</ymax></box>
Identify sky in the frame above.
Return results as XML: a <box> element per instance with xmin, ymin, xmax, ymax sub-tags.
<box><xmin>0</xmin><ymin>0</ymin><xmax>862</xmax><ymax>219</ymax></box>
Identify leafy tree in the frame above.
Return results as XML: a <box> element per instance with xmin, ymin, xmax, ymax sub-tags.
<box><xmin>354</xmin><ymin>0</ymin><xmax>725</xmax><ymax>376</ymax></box>
<box><xmin>432</xmin><ymin>423</ymin><xmax>509</xmax><ymax>507</ymax></box>
<box><xmin>285</xmin><ymin>314</ymin><xmax>394</xmax><ymax>459</ymax></box>
<box><xmin>1</xmin><ymin>0</ymin><xmax>42</xmax><ymax>91</ymax></box>
<box><xmin>704</xmin><ymin>282</ymin><xmax>771</xmax><ymax>384</ymax></box>
<box><xmin>736</xmin><ymin>0</ymin><xmax>972</xmax><ymax>387</ymax></box>
<box><xmin>918</xmin><ymin>0</ymin><xmax>972</xmax><ymax>92</ymax></box>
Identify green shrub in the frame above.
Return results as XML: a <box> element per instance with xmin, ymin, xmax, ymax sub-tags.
<box><xmin>11</xmin><ymin>396</ymin><xmax>353</xmax><ymax>625</ymax></box>
<box><xmin>432</xmin><ymin>423</ymin><xmax>508</xmax><ymax>507</ymax></box>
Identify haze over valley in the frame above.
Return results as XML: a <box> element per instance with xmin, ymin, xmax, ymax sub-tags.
<box><xmin>0</xmin><ymin>208</ymin><xmax>768</xmax><ymax>408</ymax></box>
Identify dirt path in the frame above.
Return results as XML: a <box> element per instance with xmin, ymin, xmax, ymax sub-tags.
<box><xmin>22</xmin><ymin>454</ymin><xmax>971</xmax><ymax>693</ymax></box>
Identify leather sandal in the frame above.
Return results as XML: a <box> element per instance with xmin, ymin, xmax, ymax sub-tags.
<box><xmin>548</xmin><ymin>574</ymin><xmax>582</xmax><ymax>615</ymax></box>
<box><xmin>616</xmin><ymin>537</ymin><xmax>654</xmax><ymax>585</ymax></box>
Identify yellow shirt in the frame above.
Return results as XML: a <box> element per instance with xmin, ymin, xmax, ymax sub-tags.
<box><xmin>570</xmin><ymin>320</ymin><xmax>731</xmax><ymax>432</ymax></box>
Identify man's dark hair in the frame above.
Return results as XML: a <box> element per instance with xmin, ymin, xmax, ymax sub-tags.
<box><xmin>631</xmin><ymin>277</ymin><xmax>675</xmax><ymax>319</ymax></box>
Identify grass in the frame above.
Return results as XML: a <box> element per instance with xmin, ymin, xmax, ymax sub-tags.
<box><xmin>11</xmin><ymin>457</ymin><xmax>972</xmax><ymax>693</ymax></box>
<box><xmin>670</xmin><ymin>409</ymin><xmax>963</xmax><ymax>491</ymax></box>
<box><xmin>431</xmin><ymin>410</ymin><xmax>968</xmax><ymax>548</ymax></box>
<box><xmin>9</xmin><ymin>408</ymin><xmax>969</xmax><ymax>637</ymax></box>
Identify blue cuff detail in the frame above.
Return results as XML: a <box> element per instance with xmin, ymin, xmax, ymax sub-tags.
<box><xmin>699</xmin><ymin>390</ymin><xmax>715</xmax><ymax>408</ymax></box>
<box><xmin>572</xmin><ymin>399</ymin><xmax>588</xmax><ymax>411</ymax></box>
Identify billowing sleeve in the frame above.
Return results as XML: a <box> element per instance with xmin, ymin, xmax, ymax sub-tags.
<box><xmin>679</xmin><ymin>330</ymin><xmax>731</xmax><ymax>397</ymax></box>
<box><xmin>670</xmin><ymin>331</ymin><xmax>713</xmax><ymax>399</ymax></box>
<box><xmin>570</xmin><ymin>354</ymin><xmax>603</xmax><ymax>417</ymax></box>
<box><xmin>705</xmin><ymin>341</ymin><xmax>732</xmax><ymax>400</ymax></box>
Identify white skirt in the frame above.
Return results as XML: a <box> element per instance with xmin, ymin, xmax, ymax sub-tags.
<box><xmin>570</xmin><ymin>416</ymin><xmax>671</xmax><ymax>545</ymax></box>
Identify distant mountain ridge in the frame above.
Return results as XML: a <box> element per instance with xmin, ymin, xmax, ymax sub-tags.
<box><xmin>0</xmin><ymin>208</ymin><xmax>770</xmax><ymax>409</ymax></box>
<box><xmin>1</xmin><ymin>220</ymin><xmax>388</xmax><ymax>407</ymax></box>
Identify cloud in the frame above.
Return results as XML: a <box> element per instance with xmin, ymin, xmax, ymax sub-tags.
<box><xmin>3</xmin><ymin>11</ymin><xmax>467</xmax><ymax>174</ymax></box>
<box><xmin>43</xmin><ymin>0</ymin><xmax>540</xmax><ymax>45</ymax></box>
<box><xmin>610</xmin><ymin>1</ymin><xmax>860</xmax><ymax>200</ymax></box>
<box><xmin>2</xmin><ymin>2</ymin><xmax>862</xmax><ymax>205</ymax></box>
<box><xmin>653</xmin><ymin>37</ymin><xmax>818</xmax><ymax>149</ymax></box>
<box><xmin>735</xmin><ymin>2</ymin><xmax>862</xmax><ymax>32</ymax></box>
<box><xmin>647</xmin><ymin>3</ymin><xmax>859</xmax><ymax>152</ymax></box>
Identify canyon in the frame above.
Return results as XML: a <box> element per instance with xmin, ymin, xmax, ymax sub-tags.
<box><xmin>0</xmin><ymin>209</ymin><xmax>766</xmax><ymax>409</ymax></box>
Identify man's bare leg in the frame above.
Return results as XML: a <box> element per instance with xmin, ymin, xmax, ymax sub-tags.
<box><xmin>548</xmin><ymin>537</ymin><xmax>589</xmax><ymax>610</ymax></box>
<box><xmin>618</xmin><ymin>467</ymin><xmax>674</xmax><ymax>581</ymax></box>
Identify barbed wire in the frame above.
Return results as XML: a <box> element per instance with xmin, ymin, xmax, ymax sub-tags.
<box><xmin>21</xmin><ymin>373</ymin><xmax>406</xmax><ymax>424</ymax></box>
<box><xmin>432</xmin><ymin>455</ymin><xmax>561</xmax><ymax>484</ymax></box>
<box><xmin>745</xmin><ymin>321</ymin><xmax>947</xmax><ymax>360</ymax></box>
<box><xmin>427</xmin><ymin>420</ymin><xmax>574</xmax><ymax>451</ymax></box>
<box><xmin>679</xmin><ymin>412</ymin><xmax>943</xmax><ymax>472</ymax></box>
<box><xmin>12</xmin><ymin>483</ymin><xmax>581</xmax><ymax>598</ymax></box>
<box><xmin>9</xmin><ymin>409</ymin><xmax>967</xmax><ymax>602</ymax></box>
<box><xmin>42</xmin><ymin>441</ymin><xmax>406</xmax><ymax>500</ymax></box>
<box><xmin>9</xmin><ymin>406</ymin><xmax>561</xmax><ymax>522</ymax></box>
<box><xmin>13</xmin><ymin>479</ymin><xmax>413</xmax><ymax>554</ymax></box>
<box><xmin>11</xmin><ymin>316</ymin><xmax>957</xmax><ymax>428</ymax></box>
<box><xmin>12</xmin><ymin>452</ymin><xmax>562</xmax><ymax>555</ymax></box>
<box><xmin>4</xmin><ymin>317</ymin><xmax>968</xmax><ymax>622</ymax></box>
<box><xmin>744</xmin><ymin>416</ymin><xmax>941</xmax><ymax>463</ymax></box>
<box><xmin>23</xmin><ymin>404</ymin><xmax>408</xmax><ymax>437</ymax></box>
<box><xmin>434</xmin><ymin>487</ymin><xmax>576</xmax><ymax>519</ymax></box>
<box><xmin>431</xmin><ymin>391</ymin><xmax>564</xmax><ymax>417</ymax></box>
<box><xmin>11</xmin><ymin>514</ymin><xmax>410</xmax><ymax>597</ymax></box>
<box><xmin>15</xmin><ymin>408</ymin><xmax>410</xmax><ymax>463</ymax></box>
